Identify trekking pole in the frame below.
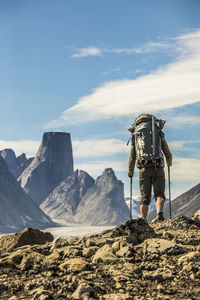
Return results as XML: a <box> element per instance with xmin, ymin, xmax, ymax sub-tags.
<box><xmin>168</xmin><ymin>166</ymin><xmax>172</xmax><ymax>219</ymax></box>
<box><xmin>130</xmin><ymin>177</ymin><xmax>133</xmax><ymax>220</ymax></box>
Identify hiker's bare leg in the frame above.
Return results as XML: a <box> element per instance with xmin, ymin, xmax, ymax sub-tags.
<box><xmin>156</xmin><ymin>196</ymin><xmax>165</xmax><ymax>220</ymax></box>
<box><xmin>140</xmin><ymin>204</ymin><xmax>149</xmax><ymax>220</ymax></box>
<box><xmin>156</xmin><ymin>196</ymin><xmax>164</xmax><ymax>213</ymax></box>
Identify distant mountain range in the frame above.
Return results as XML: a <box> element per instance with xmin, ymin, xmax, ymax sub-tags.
<box><xmin>0</xmin><ymin>132</ymin><xmax>129</xmax><ymax>231</ymax></box>
<box><xmin>148</xmin><ymin>183</ymin><xmax>200</xmax><ymax>221</ymax></box>
<box><xmin>1</xmin><ymin>131</ymin><xmax>199</xmax><ymax>232</ymax></box>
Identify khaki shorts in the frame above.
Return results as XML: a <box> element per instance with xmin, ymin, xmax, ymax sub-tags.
<box><xmin>139</xmin><ymin>167</ymin><xmax>165</xmax><ymax>205</ymax></box>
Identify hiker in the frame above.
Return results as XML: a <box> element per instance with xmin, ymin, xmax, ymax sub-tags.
<box><xmin>128</xmin><ymin>114</ymin><xmax>172</xmax><ymax>221</ymax></box>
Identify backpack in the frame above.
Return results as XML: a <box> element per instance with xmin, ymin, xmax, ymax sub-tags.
<box><xmin>128</xmin><ymin>114</ymin><xmax>165</xmax><ymax>168</ymax></box>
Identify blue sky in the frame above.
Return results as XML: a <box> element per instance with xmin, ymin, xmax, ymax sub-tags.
<box><xmin>0</xmin><ymin>0</ymin><xmax>200</xmax><ymax>200</ymax></box>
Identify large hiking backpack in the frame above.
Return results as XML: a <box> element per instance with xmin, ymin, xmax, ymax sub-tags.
<box><xmin>128</xmin><ymin>114</ymin><xmax>165</xmax><ymax>168</ymax></box>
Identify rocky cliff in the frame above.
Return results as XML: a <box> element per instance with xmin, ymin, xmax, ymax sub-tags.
<box><xmin>41</xmin><ymin>168</ymin><xmax>129</xmax><ymax>226</ymax></box>
<box><xmin>0</xmin><ymin>156</ymin><xmax>53</xmax><ymax>233</ymax></box>
<box><xmin>0</xmin><ymin>212</ymin><xmax>200</xmax><ymax>299</ymax></box>
<box><xmin>40</xmin><ymin>169</ymin><xmax>95</xmax><ymax>221</ymax></box>
<box><xmin>18</xmin><ymin>132</ymin><xmax>74</xmax><ymax>206</ymax></box>
<box><xmin>0</xmin><ymin>149</ymin><xmax>33</xmax><ymax>178</ymax></box>
<box><xmin>75</xmin><ymin>168</ymin><xmax>129</xmax><ymax>225</ymax></box>
<box><xmin>148</xmin><ymin>183</ymin><xmax>200</xmax><ymax>221</ymax></box>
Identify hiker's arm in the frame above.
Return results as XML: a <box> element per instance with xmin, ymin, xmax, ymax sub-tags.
<box><xmin>128</xmin><ymin>143</ymin><xmax>136</xmax><ymax>177</ymax></box>
<box><xmin>161</xmin><ymin>134</ymin><xmax>172</xmax><ymax>167</ymax></box>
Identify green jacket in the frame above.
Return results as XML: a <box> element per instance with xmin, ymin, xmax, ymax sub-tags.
<box><xmin>128</xmin><ymin>133</ymin><xmax>172</xmax><ymax>175</ymax></box>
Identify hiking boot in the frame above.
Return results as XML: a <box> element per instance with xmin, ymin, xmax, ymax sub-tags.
<box><xmin>152</xmin><ymin>212</ymin><xmax>165</xmax><ymax>223</ymax></box>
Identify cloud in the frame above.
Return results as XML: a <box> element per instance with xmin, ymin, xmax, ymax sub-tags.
<box><xmin>72</xmin><ymin>139</ymin><xmax>128</xmax><ymax>158</ymax></box>
<box><xmin>71</xmin><ymin>47</ymin><xmax>103</xmax><ymax>58</ymax></box>
<box><xmin>71</xmin><ymin>41</ymin><xmax>171</xmax><ymax>58</ymax></box>
<box><xmin>169</xmin><ymin>139</ymin><xmax>200</xmax><ymax>151</ymax></box>
<box><xmin>47</xmin><ymin>29</ymin><xmax>200</xmax><ymax>128</ymax></box>
<box><xmin>167</xmin><ymin>115</ymin><xmax>200</xmax><ymax>127</ymax></box>
<box><xmin>170</xmin><ymin>157</ymin><xmax>200</xmax><ymax>182</ymax></box>
<box><xmin>102</xmin><ymin>68</ymin><xmax>121</xmax><ymax>75</ymax></box>
<box><xmin>0</xmin><ymin>140</ymin><xmax>40</xmax><ymax>158</ymax></box>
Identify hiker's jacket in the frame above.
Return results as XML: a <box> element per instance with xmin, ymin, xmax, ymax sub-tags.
<box><xmin>128</xmin><ymin>132</ymin><xmax>172</xmax><ymax>175</ymax></box>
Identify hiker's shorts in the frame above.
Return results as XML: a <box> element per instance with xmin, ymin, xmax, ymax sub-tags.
<box><xmin>139</xmin><ymin>167</ymin><xmax>165</xmax><ymax>205</ymax></box>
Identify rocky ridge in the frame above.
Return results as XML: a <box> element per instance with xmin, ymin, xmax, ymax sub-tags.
<box><xmin>0</xmin><ymin>149</ymin><xmax>33</xmax><ymax>178</ymax></box>
<box><xmin>41</xmin><ymin>168</ymin><xmax>129</xmax><ymax>226</ymax></box>
<box><xmin>18</xmin><ymin>132</ymin><xmax>74</xmax><ymax>206</ymax></box>
<box><xmin>0</xmin><ymin>156</ymin><xmax>53</xmax><ymax>233</ymax></box>
<box><xmin>0</xmin><ymin>211</ymin><xmax>200</xmax><ymax>299</ymax></box>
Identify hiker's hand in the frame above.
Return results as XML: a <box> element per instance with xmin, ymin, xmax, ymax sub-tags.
<box><xmin>167</xmin><ymin>162</ymin><xmax>172</xmax><ymax>167</ymax></box>
<box><xmin>128</xmin><ymin>170</ymin><xmax>133</xmax><ymax>177</ymax></box>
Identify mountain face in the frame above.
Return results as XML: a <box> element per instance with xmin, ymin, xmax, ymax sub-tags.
<box><xmin>148</xmin><ymin>183</ymin><xmax>200</xmax><ymax>221</ymax></box>
<box><xmin>0</xmin><ymin>156</ymin><xmax>53</xmax><ymax>233</ymax></box>
<box><xmin>40</xmin><ymin>170</ymin><xmax>95</xmax><ymax>220</ymax></box>
<box><xmin>41</xmin><ymin>168</ymin><xmax>129</xmax><ymax>226</ymax></box>
<box><xmin>18</xmin><ymin>132</ymin><xmax>74</xmax><ymax>206</ymax></box>
<box><xmin>75</xmin><ymin>168</ymin><xmax>129</xmax><ymax>225</ymax></box>
<box><xmin>0</xmin><ymin>149</ymin><xmax>33</xmax><ymax>179</ymax></box>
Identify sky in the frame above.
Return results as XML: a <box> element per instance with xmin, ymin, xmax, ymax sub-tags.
<box><xmin>0</xmin><ymin>0</ymin><xmax>200</xmax><ymax>200</ymax></box>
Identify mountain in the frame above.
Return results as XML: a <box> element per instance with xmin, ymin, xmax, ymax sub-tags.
<box><xmin>0</xmin><ymin>149</ymin><xmax>33</xmax><ymax>179</ymax></box>
<box><xmin>40</xmin><ymin>170</ymin><xmax>95</xmax><ymax>221</ymax></box>
<box><xmin>41</xmin><ymin>168</ymin><xmax>129</xmax><ymax>226</ymax></box>
<box><xmin>18</xmin><ymin>132</ymin><xmax>74</xmax><ymax>206</ymax></box>
<box><xmin>0</xmin><ymin>156</ymin><xmax>53</xmax><ymax>233</ymax></box>
<box><xmin>13</xmin><ymin>157</ymin><xmax>34</xmax><ymax>179</ymax></box>
<box><xmin>148</xmin><ymin>183</ymin><xmax>200</xmax><ymax>221</ymax></box>
<box><xmin>75</xmin><ymin>168</ymin><xmax>129</xmax><ymax>225</ymax></box>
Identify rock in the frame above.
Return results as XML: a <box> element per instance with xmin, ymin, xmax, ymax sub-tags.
<box><xmin>0</xmin><ymin>156</ymin><xmax>53</xmax><ymax>233</ymax></box>
<box><xmin>0</xmin><ymin>213</ymin><xmax>200</xmax><ymax>300</ymax></box>
<box><xmin>178</xmin><ymin>251</ymin><xmax>200</xmax><ymax>265</ymax></box>
<box><xmin>192</xmin><ymin>210</ymin><xmax>200</xmax><ymax>224</ymax></box>
<box><xmin>92</xmin><ymin>244</ymin><xmax>118</xmax><ymax>263</ymax></box>
<box><xmin>103</xmin><ymin>218</ymin><xmax>155</xmax><ymax>242</ymax></box>
<box><xmin>143</xmin><ymin>267</ymin><xmax>174</xmax><ymax>281</ymax></box>
<box><xmin>141</xmin><ymin>238</ymin><xmax>187</xmax><ymax>258</ymax></box>
<box><xmin>0</xmin><ymin>227</ymin><xmax>53</xmax><ymax>254</ymax></box>
<box><xmin>82</xmin><ymin>246</ymin><xmax>99</xmax><ymax>258</ymax></box>
<box><xmin>116</xmin><ymin>246</ymin><xmax>133</xmax><ymax>257</ymax></box>
<box><xmin>50</xmin><ymin>237</ymin><xmax>68</xmax><ymax>252</ymax></box>
<box><xmin>60</xmin><ymin>258</ymin><xmax>88</xmax><ymax>272</ymax></box>
<box><xmin>63</xmin><ymin>247</ymin><xmax>81</xmax><ymax>258</ymax></box>
<box><xmin>19</xmin><ymin>132</ymin><xmax>74</xmax><ymax>206</ymax></box>
<box><xmin>71</xmin><ymin>283</ymin><xmax>95</xmax><ymax>299</ymax></box>
<box><xmin>103</xmin><ymin>294</ymin><xmax>132</xmax><ymax>299</ymax></box>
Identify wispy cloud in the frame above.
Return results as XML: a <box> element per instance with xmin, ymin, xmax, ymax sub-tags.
<box><xmin>72</xmin><ymin>139</ymin><xmax>128</xmax><ymax>158</ymax></box>
<box><xmin>47</xmin><ymin>29</ymin><xmax>200</xmax><ymax>128</ymax></box>
<box><xmin>102</xmin><ymin>68</ymin><xmax>121</xmax><ymax>75</ymax></box>
<box><xmin>167</xmin><ymin>115</ymin><xmax>200</xmax><ymax>127</ymax></box>
<box><xmin>168</xmin><ymin>139</ymin><xmax>200</xmax><ymax>157</ymax></box>
<box><xmin>71</xmin><ymin>47</ymin><xmax>103</xmax><ymax>58</ymax></box>
<box><xmin>71</xmin><ymin>41</ymin><xmax>171</xmax><ymax>58</ymax></box>
<box><xmin>170</xmin><ymin>157</ymin><xmax>200</xmax><ymax>182</ymax></box>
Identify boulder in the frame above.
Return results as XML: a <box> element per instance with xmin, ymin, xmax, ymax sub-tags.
<box><xmin>0</xmin><ymin>227</ymin><xmax>53</xmax><ymax>253</ymax></box>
